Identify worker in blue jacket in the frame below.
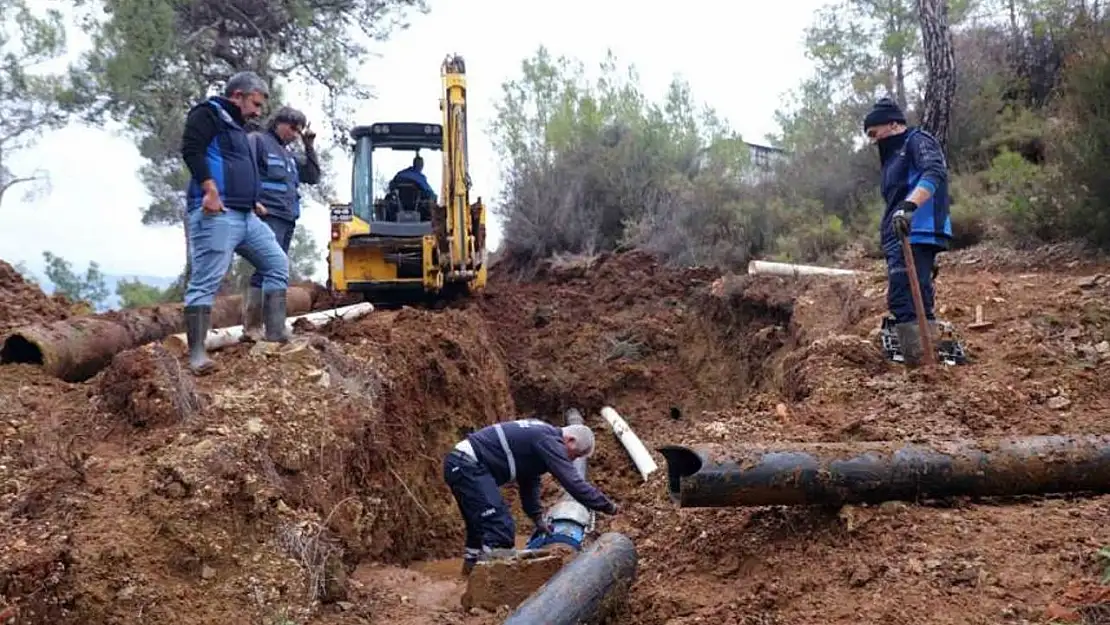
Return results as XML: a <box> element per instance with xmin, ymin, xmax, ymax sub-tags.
<box><xmin>180</xmin><ymin>71</ymin><xmax>290</xmax><ymax>375</ymax></box>
<box><xmin>242</xmin><ymin>106</ymin><xmax>322</xmax><ymax>340</ymax></box>
<box><xmin>443</xmin><ymin>419</ymin><xmax>620</xmax><ymax>575</ymax></box>
<box><xmin>389</xmin><ymin>155</ymin><xmax>437</xmax><ymax>202</ymax></box>
<box><xmin>864</xmin><ymin>97</ymin><xmax>953</xmax><ymax>366</ymax></box>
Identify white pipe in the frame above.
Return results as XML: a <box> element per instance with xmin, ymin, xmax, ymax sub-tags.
<box><xmin>747</xmin><ymin>260</ymin><xmax>858</xmax><ymax>277</ymax></box>
<box><xmin>164</xmin><ymin>302</ymin><xmax>374</xmax><ymax>353</ymax></box>
<box><xmin>600</xmin><ymin>406</ymin><xmax>658</xmax><ymax>482</ymax></box>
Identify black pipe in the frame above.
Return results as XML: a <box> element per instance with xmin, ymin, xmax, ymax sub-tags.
<box><xmin>658</xmin><ymin>434</ymin><xmax>1110</xmax><ymax>508</ymax></box>
<box><xmin>503</xmin><ymin>532</ymin><xmax>637</xmax><ymax>625</ymax></box>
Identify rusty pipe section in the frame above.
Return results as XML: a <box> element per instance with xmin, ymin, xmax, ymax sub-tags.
<box><xmin>658</xmin><ymin>435</ymin><xmax>1110</xmax><ymax>508</ymax></box>
<box><xmin>503</xmin><ymin>532</ymin><xmax>637</xmax><ymax>625</ymax></box>
<box><xmin>0</xmin><ymin>287</ymin><xmax>314</xmax><ymax>382</ymax></box>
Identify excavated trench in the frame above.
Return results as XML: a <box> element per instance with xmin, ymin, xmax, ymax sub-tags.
<box><xmin>0</xmin><ymin>251</ymin><xmax>861</xmax><ymax>625</ymax></box>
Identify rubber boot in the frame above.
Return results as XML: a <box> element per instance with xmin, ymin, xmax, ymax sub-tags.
<box><xmin>461</xmin><ymin>558</ymin><xmax>476</xmax><ymax>577</ymax></box>
<box><xmin>184</xmin><ymin>305</ymin><xmax>217</xmax><ymax>375</ymax></box>
<box><xmin>242</xmin><ymin>286</ymin><xmax>264</xmax><ymax>342</ymax></box>
<box><xmin>262</xmin><ymin>289</ymin><xmax>291</xmax><ymax>343</ymax></box>
<box><xmin>895</xmin><ymin>321</ymin><xmax>924</xmax><ymax>367</ymax></box>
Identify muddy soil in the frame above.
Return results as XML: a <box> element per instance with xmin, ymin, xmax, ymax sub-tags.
<box><xmin>2</xmin><ymin>247</ymin><xmax>1110</xmax><ymax>625</ymax></box>
<box><xmin>0</xmin><ymin>260</ymin><xmax>77</xmax><ymax>335</ymax></box>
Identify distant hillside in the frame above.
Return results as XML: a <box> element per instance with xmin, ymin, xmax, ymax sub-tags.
<box><xmin>19</xmin><ymin>269</ymin><xmax>178</xmax><ymax>312</ymax></box>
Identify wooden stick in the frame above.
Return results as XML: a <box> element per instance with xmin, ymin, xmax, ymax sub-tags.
<box><xmin>900</xmin><ymin>234</ymin><xmax>937</xmax><ymax>366</ymax></box>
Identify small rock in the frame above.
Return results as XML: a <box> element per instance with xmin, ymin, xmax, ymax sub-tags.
<box><xmin>1096</xmin><ymin>341</ymin><xmax>1110</xmax><ymax>355</ymax></box>
<box><xmin>116</xmin><ymin>584</ymin><xmax>136</xmax><ymax>601</ymax></box>
<box><xmin>1076</xmin><ymin>275</ymin><xmax>1103</xmax><ymax>289</ymax></box>
<box><xmin>775</xmin><ymin>403</ymin><xmax>789</xmax><ymax>419</ymax></box>
<box><xmin>245</xmin><ymin>418</ymin><xmax>264</xmax><ymax>434</ymax></box>
<box><xmin>201</xmin><ymin>565</ymin><xmax>216</xmax><ymax>580</ymax></box>
<box><xmin>1047</xmin><ymin>396</ymin><xmax>1071</xmax><ymax>410</ymax></box>
<box><xmin>337</xmin><ymin>601</ymin><xmax>355</xmax><ymax>612</ymax></box>
<box><xmin>849</xmin><ymin>564</ymin><xmax>874</xmax><ymax>587</ymax></box>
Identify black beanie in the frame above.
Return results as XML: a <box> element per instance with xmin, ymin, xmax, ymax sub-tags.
<box><xmin>863</xmin><ymin>97</ymin><xmax>906</xmax><ymax>131</ymax></box>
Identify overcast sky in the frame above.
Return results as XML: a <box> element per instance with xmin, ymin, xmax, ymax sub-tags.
<box><xmin>2</xmin><ymin>0</ymin><xmax>827</xmax><ymax>281</ymax></box>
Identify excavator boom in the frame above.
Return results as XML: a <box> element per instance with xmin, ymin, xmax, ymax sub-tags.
<box><xmin>440</xmin><ymin>54</ymin><xmax>486</xmax><ymax>281</ymax></box>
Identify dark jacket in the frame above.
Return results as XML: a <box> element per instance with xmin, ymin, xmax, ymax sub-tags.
<box><xmin>249</xmin><ymin>129</ymin><xmax>321</xmax><ymax>222</ymax></box>
<box><xmin>465</xmin><ymin>419</ymin><xmax>616</xmax><ymax>519</ymax></box>
<box><xmin>879</xmin><ymin>127</ymin><xmax>952</xmax><ymax>250</ymax></box>
<box><xmin>390</xmin><ymin>166</ymin><xmax>436</xmax><ymax>199</ymax></box>
<box><xmin>181</xmin><ymin>96</ymin><xmax>259</xmax><ymax>211</ymax></box>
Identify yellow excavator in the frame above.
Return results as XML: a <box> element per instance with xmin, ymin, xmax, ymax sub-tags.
<box><xmin>326</xmin><ymin>54</ymin><xmax>488</xmax><ymax>306</ymax></box>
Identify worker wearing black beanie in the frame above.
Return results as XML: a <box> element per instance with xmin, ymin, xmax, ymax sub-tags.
<box><xmin>864</xmin><ymin>96</ymin><xmax>952</xmax><ymax>367</ymax></box>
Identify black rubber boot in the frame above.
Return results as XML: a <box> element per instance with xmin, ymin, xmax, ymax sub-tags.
<box><xmin>262</xmin><ymin>289</ymin><xmax>291</xmax><ymax>343</ymax></box>
<box><xmin>895</xmin><ymin>321</ymin><xmax>923</xmax><ymax>367</ymax></box>
<box><xmin>184</xmin><ymin>305</ymin><xmax>217</xmax><ymax>374</ymax></box>
<box><xmin>242</xmin><ymin>286</ymin><xmax>264</xmax><ymax>341</ymax></box>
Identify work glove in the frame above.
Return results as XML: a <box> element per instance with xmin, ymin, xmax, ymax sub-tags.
<box><xmin>531</xmin><ymin>515</ymin><xmax>553</xmax><ymax>536</ymax></box>
<box><xmin>892</xmin><ymin>200</ymin><xmax>916</xmax><ymax>238</ymax></box>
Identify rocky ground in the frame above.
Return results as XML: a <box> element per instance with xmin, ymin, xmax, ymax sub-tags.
<box><xmin>1</xmin><ymin>246</ymin><xmax>1110</xmax><ymax>625</ymax></box>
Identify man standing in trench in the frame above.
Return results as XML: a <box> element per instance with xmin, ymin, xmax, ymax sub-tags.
<box><xmin>179</xmin><ymin>71</ymin><xmax>291</xmax><ymax>375</ymax></box>
<box><xmin>863</xmin><ymin>96</ymin><xmax>953</xmax><ymax>366</ymax></box>
<box><xmin>242</xmin><ymin>106</ymin><xmax>322</xmax><ymax>340</ymax></box>
<box><xmin>443</xmin><ymin>419</ymin><xmax>621</xmax><ymax>576</ymax></box>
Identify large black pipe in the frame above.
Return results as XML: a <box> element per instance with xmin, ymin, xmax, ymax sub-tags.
<box><xmin>503</xmin><ymin>532</ymin><xmax>637</xmax><ymax>625</ymax></box>
<box><xmin>658</xmin><ymin>434</ymin><xmax>1110</xmax><ymax>508</ymax></box>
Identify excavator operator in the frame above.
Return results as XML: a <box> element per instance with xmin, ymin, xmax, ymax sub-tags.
<box><xmin>387</xmin><ymin>154</ymin><xmax>437</xmax><ymax>219</ymax></box>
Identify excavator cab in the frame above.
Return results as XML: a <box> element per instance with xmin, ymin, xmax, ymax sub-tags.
<box><xmin>327</xmin><ymin>55</ymin><xmax>488</xmax><ymax>307</ymax></box>
<box><xmin>355</xmin><ymin>123</ymin><xmax>440</xmax><ymax>234</ymax></box>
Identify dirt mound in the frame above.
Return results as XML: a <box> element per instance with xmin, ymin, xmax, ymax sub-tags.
<box><xmin>0</xmin><ymin>308</ymin><xmax>514</xmax><ymax>624</ymax></box>
<box><xmin>477</xmin><ymin>251</ymin><xmax>796</xmax><ymax>420</ymax></box>
<box><xmin>0</xmin><ymin>261</ymin><xmax>75</xmax><ymax>335</ymax></box>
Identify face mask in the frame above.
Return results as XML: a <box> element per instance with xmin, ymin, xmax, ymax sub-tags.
<box><xmin>876</xmin><ymin>131</ymin><xmax>908</xmax><ymax>165</ymax></box>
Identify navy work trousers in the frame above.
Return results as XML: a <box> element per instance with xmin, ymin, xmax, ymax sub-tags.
<box><xmin>885</xmin><ymin>240</ymin><xmax>941</xmax><ymax>324</ymax></box>
<box><xmin>184</xmin><ymin>207</ymin><xmax>289</xmax><ymax>307</ymax></box>
<box><xmin>249</xmin><ymin>215</ymin><xmax>296</xmax><ymax>289</ymax></box>
<box><xmin>442</xmin><ymin>450</ymin><xmax>515</xmax><ymax>558</ymax></box>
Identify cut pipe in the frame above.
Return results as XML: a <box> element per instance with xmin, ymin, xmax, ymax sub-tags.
<box><xmin>601</xmin><ymin>406</ymin><xmax>658</xmax><ymax>481</ymax></box>
<box><xmin>658</xmin><ymin>435</ymin><xmax>1110</xmax><ymax>508</ymax></box>
<box><xmin>503</xmin><ymin>532</ymin><xmax>637</xmax><ymax>625</ymax></box>
<box><xmin>747</xmin><ymin>260</ymin><xmax>858</xmax><ymax>277</ymax></box>
<box><xmin>162</xmin><ymin>302</ymin><xmax>374</xmax><ymax>354</ymax></box>
<box><xmin>0</xmin><ymin>287</ymin><xmax>313</xmax><ymax>382</ymax></box>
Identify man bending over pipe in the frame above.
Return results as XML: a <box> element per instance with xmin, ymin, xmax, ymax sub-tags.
<box><xmin>443</xmin><ymin>419</ymin><xmax>621</xmax><ymax>576</ymax></box>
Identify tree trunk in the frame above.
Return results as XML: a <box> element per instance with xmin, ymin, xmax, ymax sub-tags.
<box><xmin>918</xmin><ymin>0</ymin><xmax>957</xmax><ymax>152</ymax></box>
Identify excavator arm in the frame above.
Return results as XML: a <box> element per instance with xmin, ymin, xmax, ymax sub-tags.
<box><xmin>439</xmin><ymin>54</ymin><xmax>486</xmax><ymax>283</ymax></box>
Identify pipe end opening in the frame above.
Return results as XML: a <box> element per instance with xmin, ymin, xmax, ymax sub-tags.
<box><xmin>1</xmin><ymin>334</ymin><xmax>44</xmax><ymax>366</ymax></box>
<box><xmin>656</xmin><ymin>445</ymin><xmax>703</xmax><ymax>501</ymax></box>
